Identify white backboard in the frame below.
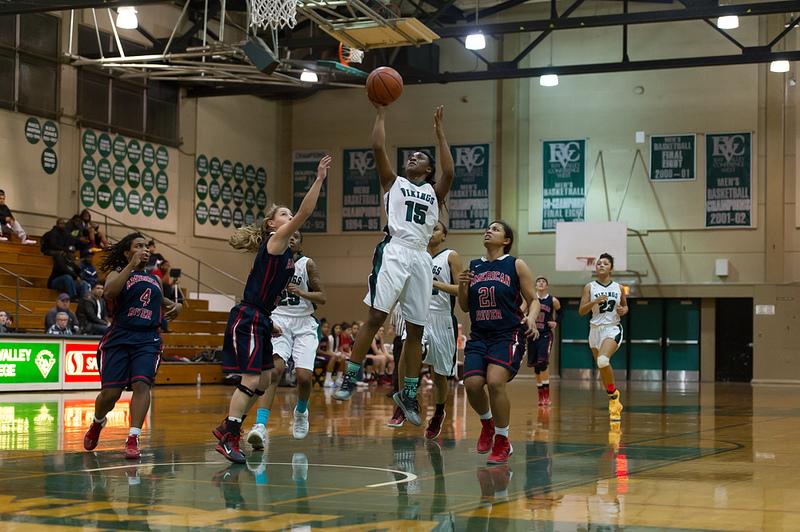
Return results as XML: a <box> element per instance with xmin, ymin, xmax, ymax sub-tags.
<box><xmin>555</xmin><ymin>221</ymin><xmax>628</xmax><ymax>271</ymax></box>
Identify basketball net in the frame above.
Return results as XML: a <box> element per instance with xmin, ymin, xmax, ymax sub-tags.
<box><xmin>249</xmin><ymin>0</ymin><xmax>299</xmax><ymax>30</ymax></box>
<box><xmin>338</xmin><ymin>42</ymin><xmax>364</xmax><ymax>66</ymax></box>
<box><xmin>577</xmin><ymin>256</ymin><xmax>596</xmax><ymax>271</ymax></box>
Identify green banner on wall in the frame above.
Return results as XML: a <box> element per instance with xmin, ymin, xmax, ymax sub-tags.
<box><xmin>0</xmin><ymin>341</ymin><xmax>60</xmax><ymax>384</ymax></box>
<box><xmin>293</xmin><ymin>151</ymin><xmax>328</xmax><ymax>233</ymax></box>
<box><xmin>706</xmin><ymin>132</ymin><xmax>752</xmax><ymax>228</ymax></box>
<box><xmin>650</xmin><ymin>134</ymin><xmax>695</xmax><ymax>181</ymax></box>
<box><xmin>449</xmin><ymin>143</ymin><xmax>490</xmax><ymax>230</ymax></box>
<box><xmin>343</xmin><ymin>148</ymin><xmax>381</xmax><ymax>232</ymax></box>
<box><xmin>542</xmin><ymin>139</ymin><xmax>586</xmax><ymax>231</ymax></box>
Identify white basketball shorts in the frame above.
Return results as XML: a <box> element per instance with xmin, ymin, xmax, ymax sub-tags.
<box><xmin>588</xmin><ymin>324</ymin><xmax>623</xmax><ymax>351</ymax></box>
<box><xmin>271</xmin><ymin>314</ymin><xmax>320</xmax><ymax>371</ymax></box>
<box><xmin>422</xmin><ymin>312</ymin><xmax>458</xmax><ymax>377</ymax></box>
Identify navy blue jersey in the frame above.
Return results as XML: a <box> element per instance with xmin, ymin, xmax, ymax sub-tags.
<box><xmin>241</xmin><ymin>234</ymin><xmax>295</xmax><ymax>314</ymax></box>
<box><xmin>468</xmin><ymin>255</ymin><xmax>523</xmax><ymax>333</ymax></box>
<box><xmin>109</xmin><ymin>270</ymin><xmax>163</xmax><ymax>331</ymax></box>
<box><xmin>536</xmin><ymin>294</ymin><xmax>555</xmax><ymax>333</ymax></box>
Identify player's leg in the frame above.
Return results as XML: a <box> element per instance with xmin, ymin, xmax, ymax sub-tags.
<box><xmin>124</xmin><ymin>338</ymin><xmax>164</xmax><ymax>459</ymax></box>
<box><xmin>537</xmin><ymin>335</ymin><xmax>552</xmax><ymax>406</ymax></box>
<box><xmin>247</xmin><ymin>355</ymin><xmax>283</xmax><ymax>450</ymax></box>
<box><xmin>84</xmin><ymin>334</ymin><xmax>125</xmax><ymax>451</ymax></box>
<box><xmin>291</xmin><ymin>323</ymin><xmax>318</xmax><ymax>439</ymax></box>
<box><xmin>84</xmin><ymin>385</ymin><xmax>123</xmax><ymax>451</ymax></box>
<box><xmin>598</xmin><ymin>334</ymin><xmax>623</xmax><ymax>420</ymax></box>
<box><xmin>485</xmin><ymin>364</ymin><xmax>513</xmax><ymax>464</ymax></box>
<box><xmin>393</xmin><ymin>321</ymin><xmax>425</xmax><ymax>426</ymax></box>
<box><xmin>463</xmin><ymin>336</ymin><xmax>494</xmax><ymax>454</ymax></box>
<box><xmin>334</xmin><ymin>307</ymin><xmax>388</xmax><ymax>400</ymax></box>
<box><xmin>425</xmin><ymin>316</ymin><xmax>456</xmax><ymax>440</ymax></box>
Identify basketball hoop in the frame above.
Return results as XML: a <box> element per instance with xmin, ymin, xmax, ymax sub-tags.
<box><xmin>338</xmin><ymin>42</ymin><xmax>365</xmax><ymax>66</ymax></box>
<box><xmin>577</xmin><ymin>256</ymin><xmax>596</xmax><ymax>270</ymax></box>
<box><xmin>249</xmin><ymin>0</ymin><xmax>299</xmax><ymax>30</ymax></box>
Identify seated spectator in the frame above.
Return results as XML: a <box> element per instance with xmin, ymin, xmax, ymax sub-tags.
<box><xmin>0</xmin><ymin>310</ymin><xmax>12</xmax><ymax>333</ymax></box>
<box><xmin>363</xmin><ymin>326</ymin><xmax>391</xmax><ymax>385</ymax></box>
<box><xmin>0</xmin><ymin>190</ymin><xmax>36</xmax><ymax>245</ymax></box>
<box><xmin>65</xmin><ymin>214</ymin><xmax>91</xmax><ymax>256</ymax></box>
<box><xmin>41</xmin><ymin>218</ymin><xmax>75</xmax><ymax>257</ymax></box>
<box><xmin>47</xmin><ymin>250</ymin><xmax>84</xmax><ymax>300</ymax></box>
<box><xmin>78</xmin><ymin>209</ymin><xmax>108</xmax><ymax>249</ymax></box>
<box><xmin>44</xmin><ymin>293</ymin><xmax>80</xmax><ymax>333</ymax></box>
<box><xmin>145</xmin><ymin>240</ymin><xmax>165</xmax><ymax>272</ymax></box>
<box><xmin>76</xmin><ymin>284</ymin><xmax>109</xmax><ymax>335</ymax></box>
<box><xmin>339</xmin><ymin>322</ymin><xmax>354</xmax><ymax>355</ymax></box>
<box><xmin>47</xmin><ymin>312</ymin><xmax>74</xmax><ymax>336</ymax></box>
<box><xmin>79</xmin><ymin>254</ymin><xmax>98</xmax><ymax>296</ymax></box>
<box><xmin>318</xmin><ymin>319</ymin><xmax>345</xmax><ymax>388</ymax></box>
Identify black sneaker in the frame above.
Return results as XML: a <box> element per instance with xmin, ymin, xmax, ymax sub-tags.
<box><xmin>393</xmin><ymin>391</ymin><xmax>422</xmax><ymax>426</ymax></box>
<box><xmin>216</xmin><ymin>432</ymin><xmax>246</xmax><ymax>464</ymax></box>
<box><xmin>333</xmin><ymin>375</ymin><xmax>357</xmax><ymax>401</ymax></box>
<box><xmin>212</xmin><ymin>418</ymin><xmax>228</xmax><ymax>440</ymax></box>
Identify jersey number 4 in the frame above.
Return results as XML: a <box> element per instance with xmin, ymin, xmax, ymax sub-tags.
<box><xmin>598</xmin><ymin>299</ymin><xmax>616</xmax><ymax>313</ymax></box>
<box><xmin>404</xmin><ymin>201</ymin><xmax>428</xmax><ymax>225</ymax></box>
<box><xmin>139</xmin><ymin>288</ymin><xmax>151</xmax><ymax>307</ymax></box>
<box><xmin>478</xmin><ymin>286</ymin><xmax>496</xmax><ymax>308</ymax></box>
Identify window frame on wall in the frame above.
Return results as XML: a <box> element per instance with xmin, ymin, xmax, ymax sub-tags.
<box><xmin>76</xmin><ymin>24</ymin><xmax>179</xmax><ymax>147</ymax></box>
<box><xmin>0</xmin><ymin>13</ymin><xmax>61</xmax><ymax>119</ymax></box>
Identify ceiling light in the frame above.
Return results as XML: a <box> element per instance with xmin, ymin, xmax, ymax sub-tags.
<box><xmin>465</xmin><ymin>33</ymin><xmax>486</xmax><ymax>51</ymax></box>
<box><xmin>540</xmin><ymin>74</ymin><xmax>559</xmax><ymax>87</ymax></box>
<box><xmin>770</xmin><ymin>60</ymin><xmax>790</xmax><ymax>73</ymax></box>
<box><xmin>300</xmin><ymin>70</ymin><xmax>318</xmax><ymax>83</ymax></box>
<box><xmin>116</xmin><ymin>7</ymin><xmax>138</xmax><ymax>29</ymax></box>
<box><xmin>716</xmin><ymin>15</ymin><xmax>739</xmax><ymax>30</ymax></box>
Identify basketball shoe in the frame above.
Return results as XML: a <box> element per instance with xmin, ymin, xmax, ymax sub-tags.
<box><xmin>487</xmin><ymin>435</ymin><xmax>513</xmax><ymax>465</ymax></box>
<box><xmin>124</xmin><ymin>435</ymin><xmax>141</xmax><ymax>460</ymax></box>
<box><xmin>292</xmin><ymin>409</ymin><xmax>309</xmax><ymax>439</ymax></box>
<box><xmin>387</xmin><ymin>406</ymin><xmax>406</xmax><ymax>427</ymax></box>
<box><xmin>392</xmin><ymin>390</ymin><xmax>421</xmax><ymax>426</ymax></box>
<box><xmin>477</xmin><ymin>418</ymin><xmax>495</xmax><ymax>454</ymax></box>
<box><xmin>247</xmin><ymin>423</ymin><xmax>268</xmax><ymax>450</ymax></box>
<box><xmin>608</xmin><ymin>390</ymin><xmax>623</xmax><ymax>421</ymax></box>
<box><xmin>83</xmin><ymin>417</ymin><xmax>107</xmax><ymax>451</ymax></box>
<box><xmin>425</xmin><ymin>409</ymin><xmax>445</xmax><ymax>440</ymax></box>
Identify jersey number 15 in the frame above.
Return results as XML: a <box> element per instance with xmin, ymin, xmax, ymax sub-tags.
<box><xmin>404</xmin><ymin>201</ymin><xmax>428</xmax><ymax>225</ymax></box>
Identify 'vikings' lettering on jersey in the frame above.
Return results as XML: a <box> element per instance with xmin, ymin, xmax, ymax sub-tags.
<box><xmin>430</xmin><ymin>249</ymin><xmax>455</xmax><ymax>314</ymax></box>
<box><xmin>468</xmin><ymin>255</ymin><xmax>522</xmax><ymax>333</ymax></box>
<box><xmin>111</xmin><ymin>271</ymin><xmax>163</xmax><ymax>330</ymax></box>
<box><xmin>590</xmin><ymin>280</ymin><xmax>622</xmax><ymax>326</ymax></box>
<box><xmin>241</xmin><ymin>234</ymin><xmax>295</xmax><ymax>314</ymax></box>
<box><xmin>274</xmin><ymin>256</ymin><xmax>314</xmax><ymax>317</ymax></box>
<box><xmin>384</xmin><ymin>176</ymin><xmax>439</xmax><ymax>249</ymax></box>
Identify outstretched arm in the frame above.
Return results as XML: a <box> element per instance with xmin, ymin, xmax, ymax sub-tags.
<box><xmin>433</xmin><ymin>106</ymin><xmax>454</xmax><ymax>204</ymax></box>
<box><xmin>269</xmin><ymin>156</ymin><xmax>330</xmax><ymax>254</ymax></box>
<box><xmin>372</xmin><ymin>105</ymin><xmax>397</xmax><ymax>192</ymax></box>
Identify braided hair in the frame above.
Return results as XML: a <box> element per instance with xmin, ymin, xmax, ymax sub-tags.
<box><xmin>99</xmin><ymin>232</ymin><xmax>145</xmax><ymax>272</ymax></box>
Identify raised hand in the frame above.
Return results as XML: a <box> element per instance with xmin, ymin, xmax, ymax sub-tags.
<box><xmin>317</xmin><ymin>155</ymin><xmax>332</xmax><ymax>181</ymax></box>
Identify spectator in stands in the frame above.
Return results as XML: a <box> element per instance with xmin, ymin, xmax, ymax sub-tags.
<box><xmin>331</xmin><ymin>322</ymin><xmax>343</xmax><ymax>352</ymax></box>
<box><xmin>0</xmin><ymin>190</ymin><xmax>36</xmax><ymax>245</ymax></box>
<box><xmin>319</xmin><ymin>319</ymin><xmax>345</xmax><ymax>388</ymax></box>
<box><xmin>79</xmin><ymin>254</ymin><xmax>98</xmax><ymax>296</ymax></box>
<box><xmin>339</xmin><ymin>322</ymin><xmax>355</xmax><ymax>355</ymax></box>
<box><xmin>47</xmin><ymin>250</ymin><xmax>84</xmax><ymax>300</ymax></box>
<box><xmin>78</xmin><ymin>209</ymin><xmax>109</xmax><ymax>250</ymax></box>
<box><xmin>44</xmin><ymin>293</ymin><xmax>80</xmax><ymax>333</ymax></box>
<box><xmin>145</xmin><ymin>240</ymin><xmax>165</xmax><ymax>272</ymax></box>
<box><xmin>77</xmin><ymin>284</ymin><xmax>110</xmax><ymax>335</ymax></box>
<box><xmin>47</xmin><ymin>312</ymin><xmax>74</xmax><ymax>336</ymax></box>
<box><xmin>66</xmin><ymin>214</ymin><xmax>92</xmax><ymax>256</ymax></box>
<box><xmin>363</xmin><ymin>326</ymin><xmax>391</xmax><ymax>385</ymax></box>
<box><xmin>0</xmin><ymin>310</ymin><xmax>11</xmax><ymax>333</ymax></box>
<box><xmin>41</xmin><ymin>218</ymin><xmax>75</xmax><ymax>257</ymax></box>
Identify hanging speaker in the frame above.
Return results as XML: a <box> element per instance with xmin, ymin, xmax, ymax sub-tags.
<box><xmin>241</xmin><ymin>36</ymin><xmax>279</xmax><ymax>75</ymax></box>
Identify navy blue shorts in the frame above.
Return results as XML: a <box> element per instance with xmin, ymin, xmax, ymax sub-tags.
<box><xmin>221</xmin><ymin>304</ymin><xmax>274</xmax><ymax>375</ymax></box>
<box><xmin>463</xmin><ymin>327</ymin><xmax>525</xmax><ymax>382</ymax></box>
<box><xmin>527</xmin><ymin>332</ymin><xmax>553</xmax><ymax>368</ymax></box>
<box><xmin>98</xmin><ymin>326</ymin><xmax>163</xmax><ymax>389</ymax></box>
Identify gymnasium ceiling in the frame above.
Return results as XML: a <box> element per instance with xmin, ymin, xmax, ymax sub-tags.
<box><xmin>3</xmin><ymin>0</ymin><xmax>800</xmax><ymax>99</ymax></box>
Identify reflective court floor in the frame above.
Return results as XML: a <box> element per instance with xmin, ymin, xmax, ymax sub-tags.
<box><xmin>0</xmin><ymin>379</ymin><xmax>799</xmax><ymax>531</ymax></box>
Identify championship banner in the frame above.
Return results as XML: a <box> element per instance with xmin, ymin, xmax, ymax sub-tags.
<box><xmin>542</xmin><ymin>139</ymin><xmax>586</xmax><ymax>231</ymax></box>
<box><xmin>292</xmin><ymin>150</ymin><xmax>328</xmax><ymax>233</ymax></box>
<box><xmin>650</xmin><ymin>134</ymin><xmax>695</xmax><ymax>181</ymax></box>
<box><xmin>396</xmin><ymin>146</ymin><xmax>436</xmax><ymax>177</ymax></box>
<box><xmin>342</xmin><ymin>148</ymin><xmax>382</xmax><ymax>232</ymax></box>
<box><xmin>706</xmin><ymin>133</ymin><xmax>752</xmax><ymax>228</ymax></box>
<box><xmin>449</xmin><ymin>144</ymin><xmax>490</xmax><ymax>230</ymax></box>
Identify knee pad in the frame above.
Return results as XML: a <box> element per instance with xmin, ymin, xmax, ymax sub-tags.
<box><xmin>596</xmin><ymin>355</ymin><xmax>610</xmax><ymax>369</ymax></box>
<box><xmin>237</xmin><ymin>384</ymin><xmax>256</xmax><ymax>397</ymax></box>
<box><xmin>254</xmin><ymin>388</ymin><xmax>265</xmax><ymax>396</ymax></box>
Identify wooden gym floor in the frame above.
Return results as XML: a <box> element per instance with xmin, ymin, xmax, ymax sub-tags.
<box><xmin>0</xmin><ymin>379</ymin><xmax>798</xmax><ymax>531</ymax></box>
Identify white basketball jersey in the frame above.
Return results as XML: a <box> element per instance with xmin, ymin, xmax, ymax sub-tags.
<box><xmin>274</xmin><ymin>256</ymin><xmax>314</xmax><ymax>317</ymax></box>
<box><xmin>384</xmin><ymin>175</ymin><xmax>439</xmax><ymax>249</ymax></box>
<box><xmin>589</xmin><ymin>280</ymin><xmax>622</xmax><ymax>326</ymax></box>
<box><xmin>430</xmin><ymin>249</ymin><xmax>454</xmax><ymax>314</ymax></box>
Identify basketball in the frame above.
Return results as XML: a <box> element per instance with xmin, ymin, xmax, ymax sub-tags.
<box><xmin>366</xmin><ymin>66</ymin><xmax>403</xmax><ymax>105</ymax></box>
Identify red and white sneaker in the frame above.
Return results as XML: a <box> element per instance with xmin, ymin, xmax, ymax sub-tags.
<box><xmin>124</xmin><ymin>435</ymin><xmax>141</xmax><ymax>460</ymax></box>
<box><xmin>83</xmin><ymin>418</ymin><xmax>107</xmax><ymax>451</ymax></box>
<box><xmin>487</xmin><ymin>434</ymin><xmax>513</xmax><ymax>465</ymax></box>
<box><xmin>425</xmin><ymin>410</ymin><xmax>446</xmax><ymax>440</ymax></box>
<box><xmin>542</xmin><ymin>387</ymin><xmax>551</xmax><ymax>406</ymax></box>
<box><xmin>477</xmin><ymin>418</ymin><xmax>495</xmax><ymax>454</ymax></box>
<box><xmin>387</xmin><ymin>406</ymin><xmax>406</xmax><ymax>428</ymax></box>
<box><xmin>537</xmin><ymin>388</ymin><xmax>544</xmax><ymax>406</ymax></box>
<box><xmin>216</xmin><ymin>433</ymin><xmax>246</xmax><ymax>464</ymax></box>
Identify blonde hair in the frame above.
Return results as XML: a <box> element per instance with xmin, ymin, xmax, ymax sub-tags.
<box><xmin>228</xmin><ymin>203</ymin><xmax>285</xmax><ymax>252</ymax></box>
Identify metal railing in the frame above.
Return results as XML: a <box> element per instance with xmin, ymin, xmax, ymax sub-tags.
<box><xmin>0</xmin><ymin>265</ymin><xmax>34</xmax><ymax>328</ymax></box>
<box><xmin>87</xmin><ymin>208</ymin><xmax>245</xmax><ymax>297</ymax></box>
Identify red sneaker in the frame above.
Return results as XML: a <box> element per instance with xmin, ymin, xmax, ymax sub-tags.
<box><xmin>425</xmin><ymin>410</ymin><xmax>446</xmax><ymax>440</ymax></box>
<box><xmin>487</xmin><ymin>434</ymin><xmax>513</xmax><ymax>464</ymax></box>
<box><xmin>477</xmin><ymin>418</ymin><xmax>495</xmax><ymax>454</ymax></box>
<box><xmin>83</xmin><ymin>418</ymin><xmax>106</xmax><ymax>451</ymax></box>
<box><xmin>387</xmin><ymin>406</ymin><xmax>406</xmax><ymax>428</ymax></box>
<box><xmin>124</xmin><ymin>435</ymin><xmax>141</xmax><ymax>460</ymax></box>
<box><xmin>542</xmin><ymin>387</ymin><xmax>551</xmax><ymax>406</ymax></box>
<box><xmin>537</xmin><ymin>387</ymin><xmax>544</xmax><ymax>406</ymax></box>
<box><xmin>212</xmin><ymin>418</ymin><xmax>228</xmax><ymax>440</ymax></box>
<box><xmin>216</xmin><ymin>433</ymin><xmax>246</xmax><ymax>464</ymax></box>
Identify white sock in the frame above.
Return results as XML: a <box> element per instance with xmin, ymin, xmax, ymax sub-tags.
<box><xmin>479</xmin><ymin>409</ymin><xmax>493</xmax><ymax>420</ymax></box>
<box><xmin>129</xmin><ymin>427</ymin><xmax>142</xmax><ymax>437</ymax></box>
<box><xmin>495</xmin><ymin>425</ymin><xmax>509</xmax><ymax>437</ymax></box>
<box><xmin>93</xmin><ymin>415</ymin><xmax>106</xmax><ymax>424</ymax></box>
<box><xmin>542</xmin><ymin>380</ymin><xmax>549</xmax><ymax>385</ymax></box>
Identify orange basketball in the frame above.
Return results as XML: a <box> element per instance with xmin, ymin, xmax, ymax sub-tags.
<box><xmin>366</xmin><ymin>66</ymin><xmax>403</xmax><ymax>105</ymax></box>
